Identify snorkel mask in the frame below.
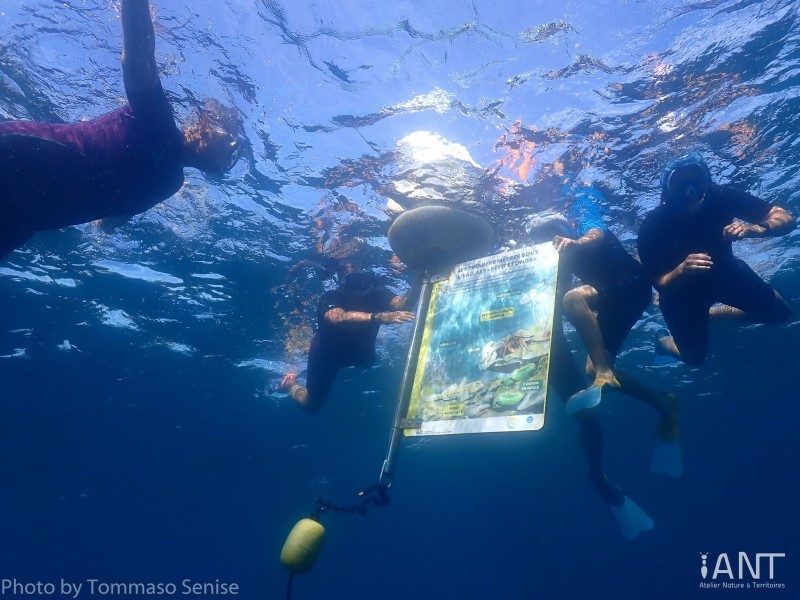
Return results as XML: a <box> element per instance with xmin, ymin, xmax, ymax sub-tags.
<box><xmin>661</xmin><ymin>155</ymin><xmax>711</xmax><ymax>215</ymax></box>
<box><xmin>222</xmin><ymin>132</ymin><xmax>242</xmax><ymax>174</ymax></box>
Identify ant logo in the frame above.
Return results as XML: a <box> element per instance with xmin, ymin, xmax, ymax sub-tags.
<box><xmin>700</xmin><ymin>553</ymin><xmax>709</xmax><ymax>579</ymax></box>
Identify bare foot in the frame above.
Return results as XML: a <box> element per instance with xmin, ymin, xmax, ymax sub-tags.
<box><xmin>278</xmin><ymin>372</ymin><xmax>298</xmax><ymax>392</ymax></box>
<box><xmin>657</xmin><ymin>336</ymin><xmax>681</xmax><ymax>359</ymax></box>
<box><xmin>593</xmin><ymin>370</ymin><xmax>621</xmax><ymax>390</ymax></box>
<box><xmin>289</xmin><ymin>384</ymin><xmax>310</xmax><ymax>408</ymax></box>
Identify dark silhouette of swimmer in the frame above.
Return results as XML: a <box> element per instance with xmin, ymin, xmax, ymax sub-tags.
<box><xmin>528</xmin><ymin>213</ymin><xmax>670</xmax><ymax>539</ymax></box>
<box><xmin>638</xmin><ymin>155</ymin><xmax>795</xmax><ymax>365</ymax></box>
<box><xmin>281</xmin><ymin>271</ymin><xmax>420</xmax><ymax>414</ymax></box>
<box><xmin>0</xmin><ymin>0</ymin><xmax>242</xmax><ymax>259</ymax></box>
<box><xmin>525</xmin><ymin>190</ymin><xmax>678</xmax><ymax>435</ymax></box>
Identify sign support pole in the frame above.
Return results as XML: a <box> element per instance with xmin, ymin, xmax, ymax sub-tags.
<box><xmin>378</xmin><ymin>276</ymin><xmax>433</xmax><ymax>486</ymax></box>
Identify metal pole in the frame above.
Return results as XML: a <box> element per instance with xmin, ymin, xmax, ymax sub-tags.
<box><xmin>378</xmin><ymin>277</ymin><xmax>432</xmax><ymax>486</ymax></box>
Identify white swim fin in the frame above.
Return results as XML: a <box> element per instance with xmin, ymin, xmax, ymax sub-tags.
<box><xmin>566</xmin><ymin>385</ymin><xmax>602</xmax><ymax>414</ymax></box>
<box><xmin>609</xmin><ymin>494</ymin><xmax>655</xmax><ymax>541</ymax></box>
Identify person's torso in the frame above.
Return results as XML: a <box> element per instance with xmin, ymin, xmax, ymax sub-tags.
<box><xmin>0</xmin><ymin>101</ymin><xmax>184</xmax><ymax>229</ymax></box>
<box><xmin>564</xmin><ymin>229</ymin><xmax>643</xmax><ymax>290</ymax></box>
<box><xmin>316</xmin><ymin>287</ymin><xmax>394</xmax><ymax>357</ymax></box>
<box><xmin>645</xmin><ymin>189</ymin><xmax>740</xmax><ymax>273</ymax></box>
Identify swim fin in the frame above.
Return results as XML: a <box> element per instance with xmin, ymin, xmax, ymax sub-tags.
<box><xmin>609</xmin><ymin>493</ymin><xmax>655</xmax><ymax>541</ymax></box>
<box><xmin>566</xmin><ymin>385</ymin><xmax>602</xmax><ymax>414</ymax></box>
<box><xmin>650</xmin><ymin>394</ymin><xmax>682</xmax><ymax>477</ymax></box>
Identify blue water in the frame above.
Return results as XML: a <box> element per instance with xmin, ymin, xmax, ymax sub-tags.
<box><xmin>1</xmin><ymin>0</ymin><xmax>799</xmax><ymax>598</ymax></box>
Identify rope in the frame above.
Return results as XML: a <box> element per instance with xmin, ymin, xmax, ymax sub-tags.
<box><xmin>312</xmin><ymin>483</ymin><xmax>391</xmax><ymax>518</ymax></box>
<box><xmin>285</xmin><ymin>573</ymin><xmax>295</xmax><ymax>600</ymax></box>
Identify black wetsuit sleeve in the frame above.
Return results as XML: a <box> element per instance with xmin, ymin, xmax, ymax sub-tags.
<box><xmin>719</xmin><ymin>185</ymin><xmax>772</xmax><ymax>224</ymax></box>
<box><xmin>317</xmin><ymin>290</ymin><xmax>342</xmax><ymax>321</ymax></box>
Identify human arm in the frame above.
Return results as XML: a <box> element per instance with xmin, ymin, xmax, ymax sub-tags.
<box><xmin>723</xmin><ymin>205</ymin><xmax>796</xmax><ymax>240</ymax></box>
<box><xmin>720</xmin><ymin>186</ymin><xmax>795</xmax><ymax>240</ymax></box>
<box><xmin>553</xmin><ymin>227</ymin><xmax>604</xmax><ymax>254</ymax></box>
<box><xmin>637</xmin><ymin>211</ymin><xmax>709</xmax><ymax>292</ymax></box>
<box><xmin>121</xmin><ymin>0</ymin><xmax>161</xmax><ymax>104</ymax></box>
<box><xmin>654</xmin><ymin>253</ymin><xmax>713</xmax><ymax>290</ymax></box>
<box><xmin>323</xmin><ymin>307</ymin><xmax>413</xmax><ymax>325</ymax></box>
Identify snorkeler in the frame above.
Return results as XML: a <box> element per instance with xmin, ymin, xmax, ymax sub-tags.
<box><xmin>549</xmin><ymin>326</ymin><xmax>654</xmax><ymax>540</ymax></box>
<box><xmin>526</xmin><ymin>190</ymin><xmax>681</xmax><ymax>536</ymax></box>
<box><xmin>281</xmin><ymin>271</ymin><xmax>420</xmax><ymax>414</ymax></box>
<box><xmin>525</xmin><ymin>189</ymin><xmax>678</xmax><ymax>440</ymax></box>
<box><xmin>0</xmin><ymin>0</ymin><xmax>242</xmax><ymax>259</ymax></box>
<box><xmin>637</xmin><ymin>155</ymin><xmax>795</xmax><ymax>366</ymax></box>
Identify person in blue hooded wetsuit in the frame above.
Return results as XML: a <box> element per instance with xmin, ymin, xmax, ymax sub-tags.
<box><xmin>0</xmin><ymin>0</ymin><xmax>242</xmax><ymax>259</ymax></box>
<box><xmin>637</xmin><ymin>155</ymin><xmax>795</xmax><ymax>366</ymax></box>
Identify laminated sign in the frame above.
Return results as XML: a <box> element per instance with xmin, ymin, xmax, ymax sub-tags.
<box><xmin>404</xmin><ymin>244</ymin><xmax>559</xmax><ymax>436</ymax></box>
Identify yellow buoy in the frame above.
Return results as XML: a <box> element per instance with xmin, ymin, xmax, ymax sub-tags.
<box><xmin>280</xmin><ymin>518</ymin><xmax>325</xmax><ymax>574</ymax></box>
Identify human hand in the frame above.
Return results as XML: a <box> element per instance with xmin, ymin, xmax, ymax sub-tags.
<box><xmin>553</xmin><ymin>235</ymin><xmax>579</xmax><ymax>254</ymax></box>
<box><xmin>377</xmin><ymin>311</ymin><xmax>414</xmax><ymax>324</ymax></box>
<box><xmin>723</xmin><ymin>221</ymin><xmax>763</xmax><ymax>240</ymax></box>
<box><xmin>680</xmin><ymin>253</ymin><xmax>713</xmax><ymax>275</ymax></box>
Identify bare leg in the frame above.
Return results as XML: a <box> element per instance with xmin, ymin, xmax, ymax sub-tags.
<box><xmin>550</xmin><ymin>324</ymin><xmax>616</xmax><ymax>500</ymax></box>
<box><xmin>290</xmin><ymin>384</ymin><xmax>310</xmax><ymax>405</ymax></box>
<box><xmin>657</xmin><ymin>335</ymin><xmax>681</xmax><ymax>360</ymax></box>
<box><xmin>661</xmin><ymin>290</ymin><xmax>790</xmax><ymax>361</ymax></box>
<box><xmin>709</xmin><ymin>303</ymin><xmax>746</xmax><ymax>320</ymax></box>
<box><xmin>614</xmin><ymin>370</ymin><xmax>672</xmax><ymax>418</ymax></box>
<box><xmin>564</xmin><ymin>285</ymin><xmax>621</xmax><ymax>390</ymax></box>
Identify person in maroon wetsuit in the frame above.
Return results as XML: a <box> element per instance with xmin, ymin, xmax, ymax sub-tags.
<box><xmin>0</xmin><ymin>0</ymin><xmax>242</xmax><ymax>258</ymax></box>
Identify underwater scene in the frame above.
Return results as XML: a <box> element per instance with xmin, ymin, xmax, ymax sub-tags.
<box><xmin>1</xmin><ymin>0</ymin><xmax>799</xmax><ymax>598</ymax></box>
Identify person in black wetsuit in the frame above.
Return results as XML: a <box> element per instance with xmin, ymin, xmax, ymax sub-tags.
<box><xmin>0</xmin><ymin>0</ymin><xmax>242</xmax><ymax>258</ymax></box>
<box><xmin>526</xmin><ymin>186</ymin><xmax>675</xmax><ymax>421</ymax></box>
<box><xmin>526</xmin><ymin>185</ymin><xmax>679</xmax><ymax>539</ymax></box>
<box><xmin>638</xmin><ymin>155</ymin><xmax>795</xmax><ymax>366</ymax></box>
<box><xmin>281</xmin><ymin>272</ymin><xmax>420</xmax><ymax>414</ymax></box>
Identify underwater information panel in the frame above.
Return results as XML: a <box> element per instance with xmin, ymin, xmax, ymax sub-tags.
<box><xmin>404</xmin><ymin>244</ymin><xmax>559</xmax><ymax>436</ymax></box>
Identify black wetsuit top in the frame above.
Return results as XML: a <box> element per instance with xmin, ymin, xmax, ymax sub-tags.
<box><xmin>315</xmin><ymin>285</ymin><xmax>396</xmax><ymax>365</ymax></box>
<box><xmin>302</xmin><ymin>284</ymin><xmax>396</xmax><ymax>409</ymax></box>
<box><xmin>555</xmin><ymin>187</ymin><xmax>651</xmax><ymax>358</ymax></box>
<box><xmin>637</xmin><ymin>184</ymin><xmax>775</xmax><ymax>364</ymax></box>
<box><xmin>637</xmin><ymin>184</ymin><xmax>771</xmax><ymax>285</ymax></box>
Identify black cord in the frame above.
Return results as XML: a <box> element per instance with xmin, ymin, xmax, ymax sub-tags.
<box><xmin>313</xmin><ymin>483</ymin><xmax>390</xmax><ymax>518</ymax></box>
<box><xmin>285</xmin><ymin>573</ymin><xmax>295</xmax><ymax>600</ymax></box>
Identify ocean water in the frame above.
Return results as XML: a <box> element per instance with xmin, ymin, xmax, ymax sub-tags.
<box><xmin>1</xmin><ymin>0</ymin><xmax>799</xmax><ymax>598</ymax></box>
